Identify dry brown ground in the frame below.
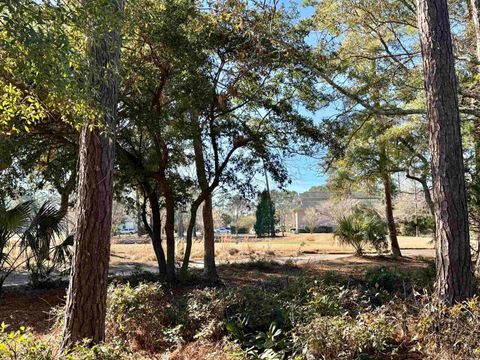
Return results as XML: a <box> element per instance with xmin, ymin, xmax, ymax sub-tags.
<box><xmin>110</xmin><ymin>233</ymin><xmax>434</xmax><ymax>267</ymax></box>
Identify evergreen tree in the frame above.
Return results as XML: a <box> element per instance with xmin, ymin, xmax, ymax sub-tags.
<box><xmin>254</xmin><ymin>191</ymin><xmax>276</xmax><ymax>237</ymax></box>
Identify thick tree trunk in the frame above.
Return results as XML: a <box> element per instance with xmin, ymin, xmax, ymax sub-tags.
<box><xmin>61</xmin><ymin>0</ymin><xmax>123</xmax><ymax>346</ymax></box>
<box><xmin>382</xmin><ymin>171</ymin><xmax>402</xmax><ymax>257</ymax></box>
<box><xmin>164</xmin><ymin>189</ymin><xmax>176</xmax><ymax>283</ymax></box>
<box><xmin>417</xmin><ymin>0</ymin><xmax>473</xmax><ymax>304</ymax></box>
<box><xmin>148</xmin><ymin>190</ymin><xmax>167</xmax><ymax>275</ymax></box>
<box><xmin>203</xmin><ymin>193</ymin><xmax>218</xmax><ymax>281</ymax></box>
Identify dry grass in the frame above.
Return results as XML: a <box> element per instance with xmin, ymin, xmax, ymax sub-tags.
<box><xmin>110</xmin><ymin>233</ymin><xmax>434</xmax><ymax>266</ymax></box>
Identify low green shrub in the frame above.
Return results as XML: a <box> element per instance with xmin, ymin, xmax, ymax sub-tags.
<box><xmin>0</xmin><ymin>323</ymin><xmax>137</xmax><ymax>359</ymax></box>
<box><xmin>365</xmin><ymin>265</ymin><xmax>436</xmax><ymax>297</ymax></box>
<box><xmin>294</xmin><ymin>310</ymin><xmax>396</xmax><ymax>359</ymax></box>
<box><xmin>365</xmin><ymin>266</ymin><xmax>404</xmax><ymax>293</ymax></box>
<box><xmin>415</xmin><ymin>297</ymin><xmax>480</xmax><ymax>359</ymax></box>
<box><xmin>106</xmin><ymin>283</ymin><xmax>178</xmax><ymax>352</ymax></box>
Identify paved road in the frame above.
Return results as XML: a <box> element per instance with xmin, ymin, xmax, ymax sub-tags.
<box><xmin>3</xmin><ymin>248</ymin><xmax>435</xmax><ymax>288</ymax></box>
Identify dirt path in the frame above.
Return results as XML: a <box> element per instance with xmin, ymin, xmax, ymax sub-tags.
<box><xmin>3</xmin><ymin>248</ymin><xmax>435</xmax><ymax>288</ymax></box>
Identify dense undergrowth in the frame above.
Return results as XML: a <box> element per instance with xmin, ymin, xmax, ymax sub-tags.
<box><xmin>1</xmin><ymin>260</ymin><xmax>480</xmax><ymax>359</ymax></box>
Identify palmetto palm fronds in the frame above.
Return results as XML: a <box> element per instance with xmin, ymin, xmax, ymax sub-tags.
<box><xmin>0</xmin><ymin>201</ymin><xmax>32</xmax><ymax>293</ymax></box>
<box><xmin>334</xmin><ymin>205</ymin><xmax>387</xmax><ymax>256</ymax></box>
<box><xmin>21</xmin><ymin>201</ymin><xmax>72</xmax><ymax>287</ymax></box>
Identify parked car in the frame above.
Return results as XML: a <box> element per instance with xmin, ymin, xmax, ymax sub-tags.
<box><xmin>119</xmin><ymin>227</ymin><xmax>136</xmax><ymax>235</ymax></box>
<box><xmin>214</xmin><ymin>227</ymin><xmax>231</xmax><ymax>234</ymax></box>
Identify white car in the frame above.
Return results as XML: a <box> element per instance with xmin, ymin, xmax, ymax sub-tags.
<box><xmin>119</xmin><ymin>227</ymin><xmax>136</xmax><ymax>235</ymax></box>
<box><xmin>214</xmin><ymin>227</ymin><xmax>231</xmax><ymax>234</ymax></box>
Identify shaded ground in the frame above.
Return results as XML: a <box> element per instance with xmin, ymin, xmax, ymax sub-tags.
<box><xmin>0</xmin><ymin>288</ymin><xmax>65</xmax><ymax>335</ymax></box>
<box><xmin>3</xmin><ymin>248</ymin><xmax>434</xmax><ymax>287</ymax></box>
<box><xmin>0</xmin><ymin>254</ymin><xmax>434</xmax><ymax>338</ymax></box>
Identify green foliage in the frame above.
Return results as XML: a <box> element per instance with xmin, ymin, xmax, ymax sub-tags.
<box><xmin>295</xmin><ymin>311</ymin><xmax>395</xmax><ymax>360</ymax></box>
<box><xmin>0</xmin><ymin>263</ymin><xmax>456</xmax><ymax>359</ymax></box>
<box><xmin>334</xmin><ymin>204</ymin><xmax>388</xmax><ymax>256</ymax></box>
<box><xmin>365</xmin><ymin>265</ymin><xmax>436</xmax><ymax>296</ymax></box>
<box><xmin>0</xmin><ymin>200</ymin><xmax>72</xmax><ymax>293</ymax></box>
<box><xmin>0</xmin><ymin>322</ymin><xmax>136</xmax><ymax>359</ymax></box>
<box><xmin>398</xmin><ymin>215</ymin><xmax>435</xmax><ymax>236</ymax></box>
<box><xmin>254</xmin><ymin>191</ymin><xmax>276</xmax><ymax>237</ymax></box>
<box><xmin>0</xmin><ymin>323</ymin><xmax>53</xmax><ymax>359</ymax></box>
<box><xmin>106</xmin><ymin>283</ymin><xmax>226</xmax><ymax>352</ymax></box>
<box><xmin>21</xmin><ymin>201</ymin><xmax>72</xmax><ymax>288</ymax></box>
<box><xmin>415</xmin><ymin>297</ymin><xmax>480</xmax><ymax>359</ymax></box>
<box><xmin>106</xmin><ymin>283</ymin><xmax>177</xmax><ymax>352</ymax></box>
<box><xmin>0</xmin><ymin>201</ymin><xmax>31</xmax><ymax>291</ymax></box>
<box><xmin>365</xmin><ymin>266</ymin><xmax>403</xmax><ymax>293</ymax></box>
<box><xmin>0</xmin><ymin>1</ymin><xmax>93</xmax><ymax>134</ymax></box>
<box><xmin>221</xmin><ymin>213</ymin><xmax>233</xmax><ymax>227</ymax></box>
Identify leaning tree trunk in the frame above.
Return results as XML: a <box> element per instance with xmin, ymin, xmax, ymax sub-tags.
<box><xmin>148</xmin><ymin>190</ymin><xmax>167</xmax><ymax>275</ymax></box>
<box><xmin>61</xmin><ymin>0</ymin><xmax>123</xmax><ymax>348</ymax></box>
<box><xmin>180</xmin><ymin>199</ymin><xmax>201</xmax><ymax>279</ymax></box>
<box><xmin>203</xmin><ymin>193</ymin><xmax>219</xmax><ymax>282</ymax></box>
<box><xmin>417</xmin><ymin>0</ymin><xmax>473</xmax><ymax>304</ymax></box>
<box><xmin>382</xmin><ymin>171</ymin><xmax>402</xmax><ymax>257</ymax></box>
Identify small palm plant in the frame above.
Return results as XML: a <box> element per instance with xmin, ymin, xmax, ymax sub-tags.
<box><xmin>21</xmin><ymin>201</ymin><xmax>73</xmax><ymax>288</ymax></box>
<box><xmin>0</xmin><ymin>201</ymin><xmax>32</xmax><ymax>296</ymax></box>
<box><xmin>334</xmin><ymin>205</ymin><xmax>387</xmax><ymax>256</ymax></box>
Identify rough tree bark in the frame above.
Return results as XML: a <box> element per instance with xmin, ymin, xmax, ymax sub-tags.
<box><xmin>61</xmin><ymin>0</ymin><xmax>123</xmax><ymax>348</ymax></box>
<box><xmin>382</xmin><ymin>171</ymin><xmax>402</xmax><ymax>257</ymax></box>
<box><xmin>417</xmin><ymin>0</ymin><xmax>473</xmax><ymax>304</ymax></box>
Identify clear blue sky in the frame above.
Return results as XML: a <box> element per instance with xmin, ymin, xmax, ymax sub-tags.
<box><xmin>283</xmin><ymin>154</ymin><xmax>326</xmax><ymax>193</ymax></box>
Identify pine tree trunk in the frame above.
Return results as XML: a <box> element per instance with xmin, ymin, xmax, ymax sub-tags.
<box><xmin>61</xmin><ymin>0</ymin><xmax>123</xmax><ymax>346</ymax></box>
<box><xmin>203</xmin><ymin>193</ymin><xmax>219</xmax><ymax>282</ymax></box>
<box><xmin>417</xmin><ymin>0</ymin><xmax>473</xmax><ymax>304</ymax></box>
<box><xmin>382</xmin><ymin>171</ymin><xmax>402</xmax><ymax>257</ymax></box>
<box><xmin>148</xmin><ymin>190</ymin><xmax>167</xmax><ymax>275</ymax></box>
